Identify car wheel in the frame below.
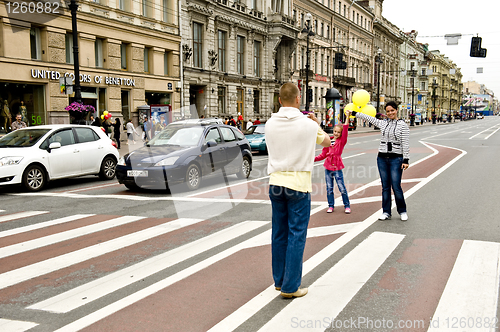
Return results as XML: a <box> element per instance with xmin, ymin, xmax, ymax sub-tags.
<box><xmin>185</xmin><ymin>163</ymin><xmax>201</xmax><ymax>191</ymax></box>
<box><xmin>99</xmin><ymin>156</ymin><xmax>117</xmax><ymax>180</ymax></box>
<box><xmin>237</xmin><ymin>156</ymin><xmax>251</xmax><ymax>179</ymax></box>
<box><xmin>22</xmin><ymin>164</ymin><xmax>46</xmax><ymax>192</ymax></box>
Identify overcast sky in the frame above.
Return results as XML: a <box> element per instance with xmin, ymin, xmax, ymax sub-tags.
<box><xmin>382</xmin><ymin>0</ymin><xmax>499</xmax><ymax>97</ymax></box>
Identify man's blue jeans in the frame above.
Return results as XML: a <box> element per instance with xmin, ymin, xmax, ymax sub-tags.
<box><xmin>325</xmin><ymin>169</ymin><xmax>350</xmax><ymax>209</ymax></box>
<box><xmin>377</xmin><ymin>156</ymin><xmax>407</xmax><ymax>215</ymax></box>
<box><xmin>269</xmin><ymin>185</ymin><xmax>310</xmax><ymax>294</ymax></box>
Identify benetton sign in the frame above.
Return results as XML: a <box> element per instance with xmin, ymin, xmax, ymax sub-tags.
<box><xmin>30</xmin><ymin>69</ymin><xmax>136</xmax><ymax>87</ymax></box>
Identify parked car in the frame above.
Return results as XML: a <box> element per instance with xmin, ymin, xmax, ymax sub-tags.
<box><xmin>0</xmin><ymin>125</ymin><xmax>119</xmax><ymax>191</ymax></box>
<box><xmin>348</xmin><ymin>117</ymin><xmax>357</xmax><ymax>131</ymax></box>
<box><xmin>116</xmin><ymin>119</ymin><xmax>252</xmax><ymax>191</ymax></box>
<box><xmin>477</xmin><ymin>114</ymin><xmax>484</xmax><ymax>119</ymax></box>
<box><xmin>244</xmin><ymin>124</ymin><xmax>267</xmax><ymax>154</ymax></box>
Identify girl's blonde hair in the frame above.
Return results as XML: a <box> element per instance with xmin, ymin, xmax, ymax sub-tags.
<box><xmin>334</xmin><ymin>124</ymin><xmax>344</xmax><ymax>133</ymax></box>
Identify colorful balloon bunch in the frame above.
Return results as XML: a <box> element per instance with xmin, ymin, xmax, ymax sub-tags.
<box><xmin>344</xmin><ymin>89</ymin><xmax>376</xmax><ymax>118</ymax></box>
<box><xmin>100</xmin><ymin>110</ymin><xmax>112</xmax><ymax>120</ymax></box>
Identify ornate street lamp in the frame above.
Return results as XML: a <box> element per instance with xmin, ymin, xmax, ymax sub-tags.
<box><xmin>302</xmin><ymin>13</ymin><xmax>314</xmax><ymax>113</ymax></box>
<box><xmin>432</xmin><ymin>79</ymin><xmax>438</xmax><ymax>124</ymax></box>
<box><xmin>68</xmin><ymin>0</ymin><xmax>82</xmax><ymax>104</ymax></box>
<box><xmin>376</xmin><ymin>48</ymin><xmax>382</xmax><ymax>113</ymax></box>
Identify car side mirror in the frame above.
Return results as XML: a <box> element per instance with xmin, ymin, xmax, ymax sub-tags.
<box><xmin>48</xmin><ymin>142</ymin><xmax>61</xmax><ymax>152</ymax></box>
<box><xmin>207</xmin><ymin>141</ymin><xmax>217</xmax><ymax>147</ymax></box>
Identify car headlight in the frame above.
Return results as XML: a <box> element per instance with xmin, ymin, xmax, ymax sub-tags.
<box><xmin>118</xmin><ymin>157</ymin><xmax>126</xmax><ymax>166</ymax></box>
<box><xmin>0</xmin><ymin>156</ymin><xmax>23</xmax><ymax>167</ymax></box>
<box><xmin>154</xmin><ymin>156</ymin><xmax>179</xmax><ymax>167</ymax></box>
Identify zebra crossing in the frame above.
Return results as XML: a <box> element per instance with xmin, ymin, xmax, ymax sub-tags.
<box><xmin>1</xmin><ymin>209</ymin><xmax>500</xmax><ymax>332</ymax></box>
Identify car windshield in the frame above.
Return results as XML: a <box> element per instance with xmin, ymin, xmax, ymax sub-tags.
<box><xmin>245</xmin><ymin>126</ymin><xmax>265</xmax><ymax>135</ymax></box>
<box><xmin>148</xmin><ymin>125</ymin><xmax>204</xmax><ymax>147</ymax></box>
<box><xmin>0</xmin><ymin>129</ymin><xmax>50</xmax><ymax>147</ymax></box>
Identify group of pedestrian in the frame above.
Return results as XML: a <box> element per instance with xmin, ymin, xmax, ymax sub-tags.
<box><xmin>266</xmin><ymin>83</ymin><xmax>410</xmax><ymax>299</ymax></box>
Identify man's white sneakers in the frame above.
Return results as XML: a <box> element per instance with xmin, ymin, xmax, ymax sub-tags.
<box><xmin>400</xmin><ymin>212</ymin><xmax>408</xmax><ymax>221</ymax></box>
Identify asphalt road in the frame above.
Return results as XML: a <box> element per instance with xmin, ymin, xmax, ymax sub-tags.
<box><xmin>1</xmin><ymin>117</ymin><xmax>499</xmax><ymax>332</ymax></box>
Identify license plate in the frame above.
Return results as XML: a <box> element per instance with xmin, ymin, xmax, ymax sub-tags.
<box><xmin>127</xmin><ymin>170</ymin><xmax>148</xmax><ymax>177</ymax></box>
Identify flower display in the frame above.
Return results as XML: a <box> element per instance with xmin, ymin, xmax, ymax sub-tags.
<box><xmin>65</xmin><ymin>102</ymin><xmax>96</xmax><ymax>114</ymax></box>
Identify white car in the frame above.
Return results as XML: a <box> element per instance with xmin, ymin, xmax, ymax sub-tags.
<box><xmin>477</xmin><ymin>114</ymin><xmax>484</xmax><ymax>119</ymax></box>
<box><xmin>0</xmin><ymin>125</ymin><xmax>119</xmax><ymax>191</ymax></box>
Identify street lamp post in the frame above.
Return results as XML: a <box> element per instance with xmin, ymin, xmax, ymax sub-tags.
<box><xmin>432</xmin><ymin>80</ymin><xmax>438</xmax><ymax>124</ymax></box>
<box><xmin>376</xmin><ymin>48</ymin><xmax>382</xmax><ymax>114</ymax></box>
<box><xmin>68</xmin><ymin>0</ymin><xmax>82</xmax><ymax>104</ymax></box>
<box><xmin>449</xmin><ymin>85</ymin><xmax>453</xmax><ymax>122</ymax></box>
<box><xmin>302</xmin><ymin>13</ymin><xmax>314</xmax><ymax>113</ymax></box>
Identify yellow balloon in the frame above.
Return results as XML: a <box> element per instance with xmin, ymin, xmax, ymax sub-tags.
<box><xmin>352</xmin><ymin>89</ymin><xmax>370</xmax><ymax>107</ymax></box>
<box><xmin>103</xmin><ymin>111</ymin><xmax>108</xmax><ymax>116</ymax></box>
<box><xmin>360</xmin><ymin>104</ymin><xmax>376</xmax><ymax>118</ymax></box>
<box><xmin>101</xmin><ymin>115</ymin><xmax>104</xmax><ymax>120</ymax></box>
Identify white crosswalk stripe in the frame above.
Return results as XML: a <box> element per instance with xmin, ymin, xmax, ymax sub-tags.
<box><xmin>0</xmin><ymin>318</ymin><xmax>37</xmax><ymax>332</ymax></box>
<box><xmin>429</xmin><ymin>240</ymin><xmax>500</xmax><ymax>332</ymax></box>
<box><xmin>0</xmin><ymin>214</ymin><xmax>94</xmax><ymax>239</ymax></box>
<box><xmin>0</xmin><ymin>211</ymin><xmax>48</xmax><ymax>223</ymax></box>
<box><xmin>0</xmin><ymin>217</ymin><xmax>203</xmax><ymax>290</ymax></box>
<box><xmin>0</xmin><ymin>215</ymin><xmax>145</xmax><ymax>259</ymax></box>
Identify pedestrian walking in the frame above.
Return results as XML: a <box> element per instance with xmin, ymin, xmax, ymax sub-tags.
<box><xmin>113</xmin><ymin>118</ymin><xmax>122</xmax><ymax>149</ymax></box>
<box><xmin>253</xmin><ymin>117</ymin><xmax>261</xmax><ymax>125</ymax></box>
<box><xmin>314</xmin><ymin>113</ymin><xmax>351</xmax><ymax>214</ymax></box>
<box><xmin>11</xmin><ymin>113</ymin><xmax>27</xmax><ymax>131</ymax></box>
<box><xmin>143</xmin><ymin>117</ymin><xmax>150</xmax><ymax>142</ymax></box>
<box><xmin>266</xmin><ymin>82</ymin><xmax>330</xmax><ymax>299</ymax></box>
<box><xmin>351</xmin><ymin>100</ymin><xmax>409</xmax><ymax>221</ymax></box>
<box><xmin>126</xmin><ymin>118</ymin><xmax>138</xmax><ymax>145</ymax></box>
<box><xmin>246</xmin><ymin>119</ymin><xmax>253</xmax><ymax>130</ymax></box>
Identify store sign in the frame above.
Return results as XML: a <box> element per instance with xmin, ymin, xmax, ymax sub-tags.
<box><xmin>314</xmin><ymin>74</ymin><xmax>328</xmax><ymax>82</ymax></box>
<box><xmin>30</xmin><ymin>69</ymin><xmax>136</xmax><ymax>87</ymax></box>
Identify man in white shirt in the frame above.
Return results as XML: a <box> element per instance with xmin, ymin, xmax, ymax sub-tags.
<box><xmin>246</xmin><ymin>119</ymin><xmax>253</xmax><ymax>130</ymax></box>
<box><xmin>266</xmin><ymin>82</ymin><xmax>330</xmax><ymax>298</ymax></box>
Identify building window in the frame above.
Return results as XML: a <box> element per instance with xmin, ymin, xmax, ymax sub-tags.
<box><xmin>193</xmin><ymin>22</ymin><xmax>203</xmax><ymax>68</ymax></box>
<box><xmin>218</xmin><ymin>30</ymin><xmax>226</xmax><ymax>72</ymax></box>
<box><xmin>314</xmin><ymin>20</ymin><xmax>318</xmax><ymax>33</ymax></box>
<box><xmin>95</xmin><ymin>38</ymin><xmax>103</xmax><ymax>68</ymax></box>
<box><xmin>237</xmin><ymin>88</ymin><xmax>244</xmax><ymax>115</ymax></box>
<box><xmin>320</xmin><ymin>23</ymin><xmax>324</xmax><ymax>36</ymax></box>
<box><xmin>144</xmin><ymin>47</ymin><xmax>150</xmax><ymax>73</ymax></box>
<box><xmin>326</xmin><ymin>25</ymin><xmax>330</xmax><ymax>39</ymax></box>
<box><xmin>163</xmin><ymin>0</ymin><xmax>173</xmax><ymax>23</ymax></box>
<box><xmin>314</xmin><ymin>51</ymin><xmax>318</xmax><ymax>73</ymax></box>
<box><xmin>421</xmin><ymin>82</ymin><xmax>426</xmax><ymax>91</ymax></box>
<box><xmin>164</xmin><ymin>51</ymin><xmax>169</xmax><ymax>76</ymax></box>
<box><xmin>254</xmin><ymin>41</ymin><xmax>261</xmax><ymax>77</ymax></box>
<box><xmin>254</xmin><ymin>89</ymin><xmax>260</xmax><ymax>114</ymax></box>
<box><xmin>333</xmin><ymin>28</ymin><xmax>335</xmax><ymax>42</ymax></box>
<box><xmin>65</xmin><ymin>33</ymin><xmax>74</xmax><ymax>64</ymax></box>
<box><xmin>218</xmin><ymin>86</ymin><xmax>226</xmax><ymax>114</ymax></box>
<box><xmin>338</xmin><ymin>1</ymin><xmax>341</xmax><ymax>13</ymax></box>
<box><xmin>251</xmin><ymin>0</ymin><xmax>257</xmax><ymax>10</ymax></box>
<box><xmin>237</xmin><ymin>36</ymin><xmax>245</xmax><ymax>75</ymax></box>
<box><xmin>344</xmin><ymin>4</ymin><xmax>346</xmax><ymax>16</ymax></box>
<box><xmin>121</xmin><ymin>43</ymin><xmax>128</xmax><ymax>70</ymax></box>
<box><xmin>321</xmin><ymin>54</ymin><xmax>324</xmax><ymax>75</ymax></box>
<box><xmin>119</xmin><ymin>0</ymin><xmax>130</xmax><ymax>11</ymax></box>
<box><xmin>142</xmin><ymin>0</ymin><xmax>148</xmax><ymax>17</ymax></box>
<box><xmin>30</xmin><ymin>27</ymin><xmax>42</xmax><ymax>60</ymax></box>
<box><xmin>326</xmin><ymin>55</ymin><xmax>330</xmax><ymax>77</ymax></box>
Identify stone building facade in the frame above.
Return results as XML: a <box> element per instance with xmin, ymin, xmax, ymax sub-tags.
<box><xmin>0</xmin><ymin>0</ymin><xmax>180</xmax><ymax>130</ymax></box>
<box><xmin>428</xmin><ymin>50</ymin><xmax>462</xmax><ymax>119</ymax></box>
<box><xmin>180</xmin><ymin>0</ymin><xmax>298</xmax><ymax>123</ymax></box>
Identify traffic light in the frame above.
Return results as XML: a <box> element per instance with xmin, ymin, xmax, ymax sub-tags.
<box><xmin>306</xmin><ymin>89</ymin><xmax>313</xmax><ymax>104</ymax></box>
<box><xmin>334</xmin><ymin>53</ymin><xmax>347</xmax><ymax>69</ymax></box>
<box><xmin>470</xmin><ymin>37</ymin><xmax>487</xmax><ymax>58</ymax></box>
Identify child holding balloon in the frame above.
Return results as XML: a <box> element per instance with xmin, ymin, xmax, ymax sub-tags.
<box><xmin>314</xmin><ymin>111</ymin><xmax>351</xmax><ymax>214</ymax></box>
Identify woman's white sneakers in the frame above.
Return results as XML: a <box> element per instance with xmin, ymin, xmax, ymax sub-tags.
<box><xmin>379</xmin><ymin>213</ymin><xmax>391</xmax><ymax>220</ymax></box>
<box><xmin>400</xmin><ymin>212</ymin><xmax>408</xmax><ymax>221</ymax></box>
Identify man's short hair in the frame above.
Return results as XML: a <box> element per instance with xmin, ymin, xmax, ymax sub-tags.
<box><xmin>279</xmin><ymin>82</ymin><xmax>299</xmax><ymax>105</ymax></box>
